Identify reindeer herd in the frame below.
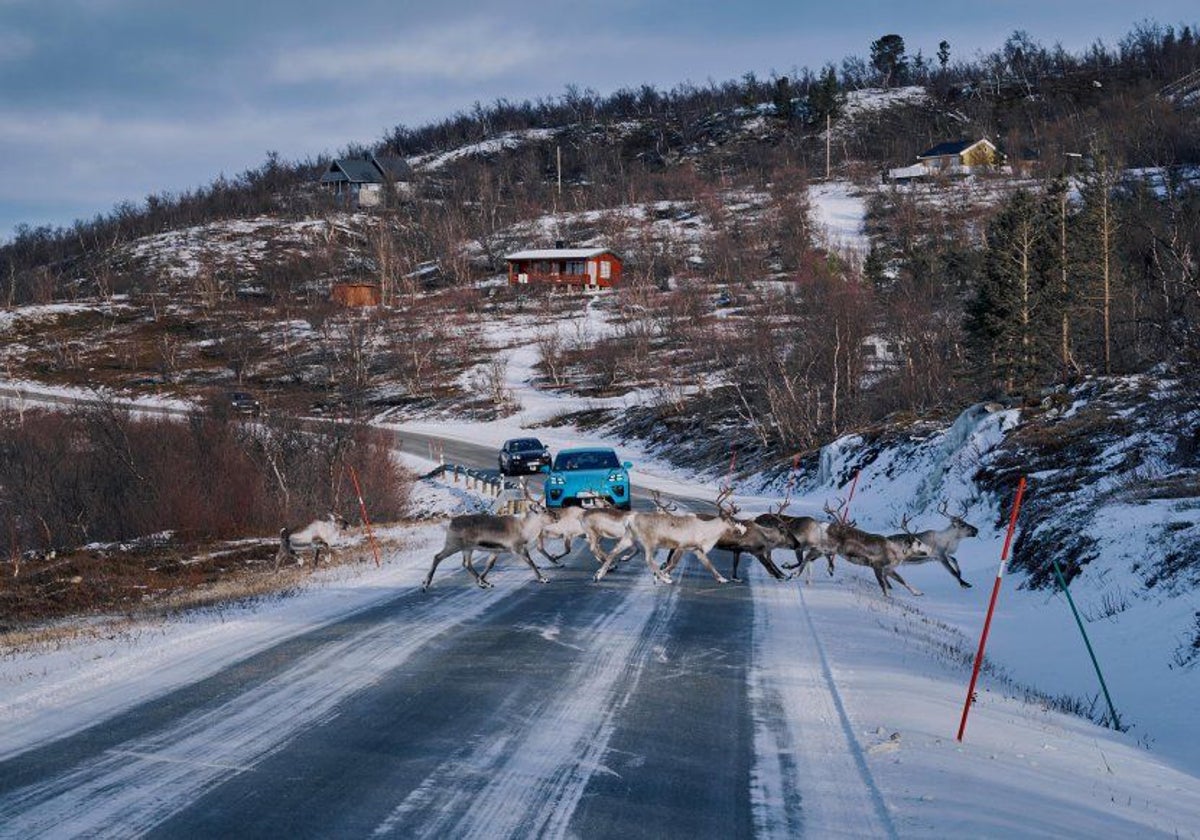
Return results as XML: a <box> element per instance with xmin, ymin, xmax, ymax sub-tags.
<box><xmin>420</xmin><ymin>489</ymin><xmax>980</xmax><ymax>598</ymax></box>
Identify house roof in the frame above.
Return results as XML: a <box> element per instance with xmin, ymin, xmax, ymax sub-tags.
<box><xmin>319</xmin><ymin>153</ymin><xmax>412</xmax><ymax>184</ymax></box>
<box><xmin>505</xmin><ymin>248</ymin><xmax>616</xmax><ymax>261</ymax></box>
<box><xmin>916</xmin><ymin>138</ymin><xmax>999</xmax><ymax>159</ymax></box>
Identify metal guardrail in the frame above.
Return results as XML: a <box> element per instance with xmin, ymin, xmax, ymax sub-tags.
<box><xmin>423</xmin><ymin>463</ymin><xmax>542</xmax><ymax>514</ymax></box>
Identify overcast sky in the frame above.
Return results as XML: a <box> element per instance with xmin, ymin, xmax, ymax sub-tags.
<box><xmin>1</xmin><ymin>1</ymin><xmax>1197</xmax><ymax>241</ymax></box>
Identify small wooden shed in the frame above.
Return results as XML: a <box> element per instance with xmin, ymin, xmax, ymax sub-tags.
<box><xmin>505</xmin><ymin>248</ymin><xmax>622</xmax><ymax>290</ymax></box>
<box><xmin>331</xmin><ymin>282</ymin><xmax>382</xmax><ymax>307</ymax></box>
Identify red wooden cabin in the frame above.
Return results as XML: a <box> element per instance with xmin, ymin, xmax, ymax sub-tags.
<box><xmin>505</xmin><ymin>248</ymin><xmax>622</xmax><ymax>289</ymax></box>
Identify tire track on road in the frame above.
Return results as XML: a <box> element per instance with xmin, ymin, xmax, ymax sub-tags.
<box><xmin>370</xmin><ymin>568</ymin><xmax>681</xmax><ymax>838</ymax></box>
<box><xmin>749</xmin><ymin>581</ymin><xmax>897</xmax><ymax>838</ymax></box>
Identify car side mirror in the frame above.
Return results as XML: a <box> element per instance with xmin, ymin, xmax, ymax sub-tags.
<box><xmin>622</xmin><ymin>461</ymin><xmax>633</xmax><ymax>469</ymax></box>
<box><xmin>540</xmin><ymin>464</ymin><xmax>551</xmax><ymax>473</ymax></box>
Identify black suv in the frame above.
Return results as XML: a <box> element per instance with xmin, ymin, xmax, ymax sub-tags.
<box><xmin>498</xmin><ymin>438</ymin><xmax>551</xmax><ymax>476</ymax></box>
<box><xmin>226</xmin><ymin>391</ymin><xmax>261</xmax><ymax>416</ymax></box>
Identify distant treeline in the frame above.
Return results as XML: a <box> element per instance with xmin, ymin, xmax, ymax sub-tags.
<box><xmin>4</xmin><ymin>18</ymin><xmax>1199</xmax><ymax>296</ymax></box>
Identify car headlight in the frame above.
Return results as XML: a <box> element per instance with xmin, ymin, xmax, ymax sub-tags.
<box><xmin>607</xmin><ymin>472</ymin><xmax>626</xmax><ymax>482</ymax></box>
<box><xmin>547</xmin><ymin>474</ymin><xmax>566</xmax><ymax>485</ymax></box>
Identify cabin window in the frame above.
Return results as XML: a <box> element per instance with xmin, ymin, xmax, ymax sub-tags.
<box><xmin>600</xmin><ymin>261</ymin><xmax>612</xmax><ymax>279</ymax></box>
<box><xmin>565</xmin><ymin>260</ymin><xmax>585</xmax><ymax>275</ymax></box>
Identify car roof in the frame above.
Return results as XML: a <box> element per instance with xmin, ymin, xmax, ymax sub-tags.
<box><xmin>556</xmin><ymin>446</ymin><xmax>618</xmax><ymax>455</ymax></box>
<box><xmin>505</xmin><ymin>437</ymin><xmax>544</xmax><ymax>446</ymax></box>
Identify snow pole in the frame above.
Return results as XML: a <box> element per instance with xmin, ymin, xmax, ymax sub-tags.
<box><xmin>842</xmin><ymin>468</ymin><xmax>862</xmax><ymax>522</ymax></box>
<box><xmin>1051</xmin><ymin>559</ymin><xmax>1121</xmax><ymax>730</ymax></box>
<box><xmin>348</xmin><ymin>466</ymin><xmax>382</xmax><ymax>568</ymax></box>
<box><xmin>957</xmin><ymin>476</ymin><xmax>1027</xmax><ymax>742</ymax></box>
<box><xmin>781</xmin><ymin>454</ymin><xmax>800</xmax><ymax>508</ymax></box>
<box><xmin>725</xmin><ymin>445</ymin><xmax>738</xmax><ymax>490</ymax></box>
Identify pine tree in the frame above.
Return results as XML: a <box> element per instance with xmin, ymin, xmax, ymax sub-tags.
<box><xmin>808</xmin><ymin>65</ymin><xmax>845</xmax><ymax>122</ymax></box>
<box><xmin>967</xmin><ymin>189</ymin><xmax>1056</xmax><ymax>394</ymax></box>
<box><xmin>870</xmin><ymin>34</ymin><xmax>908</xmax><ymax>88</ymax></box>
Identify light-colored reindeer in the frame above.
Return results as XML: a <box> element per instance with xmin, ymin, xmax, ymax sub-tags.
<box><xmin>596</xmin><ymin>488</ymin><xmax>746</xmax><ymax>584</ymax></box>
<box><xmin>889</xmin><ymin>501</ymin><xmax>979</xmax><ymax>588</ymax></box>
<box><xmin>275</xmin><ymin>513</ymin><xmax>350</xmax><ymax>570</ymax></box>
<box><xmin>581</xmin><ymin>507</ymin><xmax>638</xmax><ymax>565</ymax></box>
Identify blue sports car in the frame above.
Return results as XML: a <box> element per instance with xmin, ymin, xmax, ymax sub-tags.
<box><xmin>542</xmin><ymin>447</ymin><xmax>633</xmax><ymax>510</ymax></box>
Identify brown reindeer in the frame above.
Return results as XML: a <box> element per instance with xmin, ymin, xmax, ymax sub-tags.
<box><xmin>826</xmin><ymin>507</ymin><xmax>932</xmax><ymax>597</ymax></box>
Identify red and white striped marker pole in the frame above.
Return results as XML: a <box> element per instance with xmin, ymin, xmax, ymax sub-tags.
<box><xmin>842</xmin><ymin>468</ymin><xmax>862</xmax><ymax>523</ymax></box>
<box><xmin>781</xmin><ymin>454</ymin><xmax>800</xmax><ymax>508</ymax></box>
<box><xmin>957</xmin><ymin>476</ymin><xmax>1027</xmax><ymax>742</ymax></box>
<box><xmin>348</xmin><ymin>466</ymin><xmax>383</xmax><ymax>568</ymax></box>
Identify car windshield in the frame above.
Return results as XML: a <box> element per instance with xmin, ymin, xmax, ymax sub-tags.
<box><xmin>554</xmin><ymin>450</ymin><xmax>620</xmax><ymax>471</ymax></box>
<box><xmin>510</xmin><ymin>439</ymin><xmax>544</xmax><ymax>452</ymax></box>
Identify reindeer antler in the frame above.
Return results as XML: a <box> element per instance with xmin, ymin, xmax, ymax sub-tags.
<box><xmin>898</xmin><ymin>512</ymin><xmax>916</xmax><ymax>535</ymax></box>
<box><xmin>771</xmin><ymin>498</ymin><xmax>791</xmax><ymax>516</ymax></box>
<box><xmin>937</xmin><ymin>500</ymin><xmax>951</xmax><ymax>518</ymax></box>
<box><xmin>714</xmin><ymin>486</ymin><xmax>738</xmax><ymax>518</ymax></box>
<box><xmin>651</xmin><ymin>490</ymin><xmax>678</xmax><ymax>512</ymax></box>
<box><xmin>823</xmin><ymin>495</ymin><xmax>852</xmax><ymax>525</ymax></box>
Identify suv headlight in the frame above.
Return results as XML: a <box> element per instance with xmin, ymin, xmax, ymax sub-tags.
<box><xmin>607</xmin><ymin>471</ymin><xmax>626</xmax><ymax>482</ymax></box>
<box><xmin>547</xmin><ymin>474</ymin><xmax>566</xmax><ymax>485</ymax></box>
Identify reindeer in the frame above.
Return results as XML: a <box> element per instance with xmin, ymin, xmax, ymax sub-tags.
<box><xmin>597</xmin><ymin>488</ymin><xmax>746</xmax><ymax>584</ymax></box>
<box><xmin>535</xmin><ymin>505</ymin><xmax>590</xmax><ymax>565</ymax></box>
<box><xmin>756</xmin><ymin>503</ymin><xmax>840</xmax><ymax>584</ymax></box>
<box><xmin>826</xmin><ymin>512</ymin><xmax>932</xmax><ymax>597</ymax></box>
<box><xmin>888</xmin><ymin>501</ymin><xmax>979</xmax><ymax>588</ymax></box>
<box><xmin>581</xmin><ymin>507</ymin><xmax>639</xmax><ymax>566</ymax></box>
<box><xmin>275</xmin><ymin>513</ymin><xmax>350</xmax><ymax>570</ymax></box>
<box><xmin>423</xmin><ymin>510</ymin><xmax>554</xmax><ymax>591</ymax></box>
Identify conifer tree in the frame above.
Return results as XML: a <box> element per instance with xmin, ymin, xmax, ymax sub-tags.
<box><xmin>967</xmin><ymin>189</ymin><xmax>1056</xmax><ymax>393</ymax></box>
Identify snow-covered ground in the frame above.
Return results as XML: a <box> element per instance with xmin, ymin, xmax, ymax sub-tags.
<box><xmin>3</xmin><ymin>179</ymin><xmax>1198</xmax><ymax>834</ymax></box>
<box><xmin>3</xmin><ymin>429</ymin><xmax>1198</xmax><ymax>835</ymax></box>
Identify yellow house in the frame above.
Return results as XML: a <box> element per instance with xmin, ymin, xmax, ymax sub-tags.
<box><xmin>915</xmin><ymin>138</ymin><xmax>1002</xmax><ymax>173</ymax></box>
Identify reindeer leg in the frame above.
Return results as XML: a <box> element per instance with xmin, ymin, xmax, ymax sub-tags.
<box><xmin>756</xmin><ymin>549</ymin><xmax>786</xmax><ymax>581</ymax></box>
<box><xmin>462</xmin><ymin>549</ymin><xmax>492</xmax><ymax>589</ymax></box>
<box><xmin>661</xmin><ymin>547</ymin><xmax>684</xmax><ymax>573</ymax></box>
<box><xmin>730</xmin><ymin>549</ymin><xmax>743</xmax><ymax>581</ymax></box>
<box><xmin>593</xmin><ymin>550</ymin><xmax>619</xmax><ymax>582</ymax></box>
<box><xmin>647</xmin><ymin>543</ymin><xmax>673</xmax><ymax>584</ymax></box>
<box><xmin>423</xmin><ymin>546</ymin><xmax>458</xmax><ymax>591</ymax></box>
<box><xmin>944</xmin><ymin>554</ymin><xmax>972</xmax><ymax>588</ymax></box>
<box><xmin>538</xmin><ymin>533</ymin><xmax>568</xmax><ymax>566</ymax></box>
<box><xmin>479</xmin><ymin>551</ymin><xmax>502</xmax><ymax>586</ymax></box>
<box><xmin>872</xmin><ymin>566</ymin><xmax>891</xmax><ymax>597</ymax></box>
<box><xmin>586</xmin><ymin>532</ymin><xmax>607</xmax><ymax>564</ymax></box>
<box><xmin>888</xmin><ymin>567</ymin><xmax>923</xmax><ymax>596</ymax></box>
<box><xmin>694</xmin><ymin>549</ymin><xmax>729</xmax><ymax>584</ymax></box>
<box><xmin>781</xmin><ymin>546</ymin><xmax>804</xmax><ymax>570</ymax></box>
<box><xmin>517</xmin><ymin>547</ymin><xmax>549</xmax><ymax>584</ymax></box>
<box><xmin>612</xmin><ymin>533</ymin><xmax>639</xmax><ymax>565</ymax></box>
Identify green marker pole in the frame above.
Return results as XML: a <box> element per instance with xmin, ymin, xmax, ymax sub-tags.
<box><xmin>1051</xmin><ymin>559</ymin><xmax>1121</xmax><ymax>730</ymax></box>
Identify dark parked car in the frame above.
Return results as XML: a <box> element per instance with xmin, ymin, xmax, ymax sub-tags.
<box><xmin>225</xmin><ymin>391</ymin><xmax>261</xmax><ymax>416</ymax></box>
<box><xmin>498</xmin><ymin>438</ymin><xmax>552</xmax><ymax>476</ymax></box>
